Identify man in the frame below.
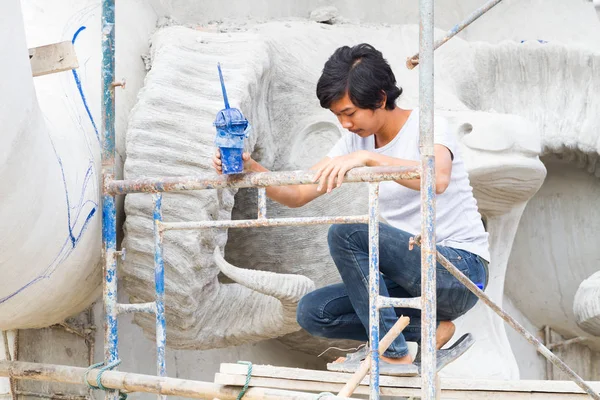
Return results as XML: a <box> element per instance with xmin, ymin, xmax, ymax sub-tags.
<box><xmin>213</xmin><ymin>43</ymin><xmax>489</xmax><ymax>373</ymax></box>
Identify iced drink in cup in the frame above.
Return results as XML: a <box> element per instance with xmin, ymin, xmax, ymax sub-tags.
<box><xmin>213</xmin><ymin>63</ymin><xmax>250</xmax><ymax>174</ymax></box>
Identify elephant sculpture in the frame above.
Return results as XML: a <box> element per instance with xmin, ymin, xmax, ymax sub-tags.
<box><xmin>122</xmin><ymin>21</ymin><xmax>600</xmax><ymax>379</ymax></box>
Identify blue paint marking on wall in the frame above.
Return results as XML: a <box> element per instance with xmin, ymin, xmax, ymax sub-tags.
<box><xmin>0</xmin><ymin>155</ymin><xmax>98</xmax><ymax>304</ymax></box>
<box><xmin>71</xmin><ymin>26</ymin><xmax>100</xmax><ymax>142</ymax></box>
<box><xmin>0</xmin><ymin>27</ymin><xmax>100</xmax><ymax>305</ymax></box>
<box><xmin>58</xmin><ymin>157</ymin><xmax>98</xmax><ymax>247</ymax></box>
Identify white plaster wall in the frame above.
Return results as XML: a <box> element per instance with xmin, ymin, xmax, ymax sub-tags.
<box><xmin>1</xmin><ymin>0</ymin><xmax>104</xmax><ymax>330</ymax></box>
<box><xmin>1</xmin><ymin>0</ymin><xmax>160</xmax><ymax>395</ymax></box>
<box><xmin>503</xmin><ymin>296</ymin><xmax>546</xmax><ymax>380</ymax></box>
<box><xmin>1</xmin><ymin>0</ymin><xmax>162</xmax><ymax>330</ymax></box>
<box><xmin>165</xmin><ymin>0</ymin><xmax>600</xmax><ymax>51</ymax></box>
<box><xmin>22</xmin><ymin>0</ymin><xmax>166</xmax><ymax>244</ymax></box>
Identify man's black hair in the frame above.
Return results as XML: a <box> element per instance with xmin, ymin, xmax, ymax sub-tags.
<box><xmin>316</xmin><ymin>43</ymin><xmax>402</xmax><ymax>111</ymax></box>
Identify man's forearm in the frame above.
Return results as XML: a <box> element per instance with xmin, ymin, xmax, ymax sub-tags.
<box><xmin>245</xmin><ymin>158</ymin><xmax>321</xmax><ymax>208</ymax></box>
<box><xmin>363</xmin><ymin>151</ymin><xmax>421</xmax><ymax>191</ymax></box>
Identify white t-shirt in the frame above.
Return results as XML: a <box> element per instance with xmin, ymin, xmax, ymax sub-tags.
<box><xmin>327</xmin><ymin>108</ymin><xmax>490</xmax><ymax>261</ymax></box>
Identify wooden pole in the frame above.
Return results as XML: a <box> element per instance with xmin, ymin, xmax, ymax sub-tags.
<box><xmin>338</xmin><ymin>316</ymin><xmax>410</xmax><ymax>397</ymax></box>
<box><xmin>0</xmin><ymin>361</ymin><xmax>350</xmax><ymax>400</ymax></box>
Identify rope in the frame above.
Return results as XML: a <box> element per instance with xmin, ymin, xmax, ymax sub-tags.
<box><xmin>84</xmin><ymin>360</ymin><xmax>128</xmax><ymax>400</ymax></box>
<box><xmin>317</xmin><ymin>343</ymin><xmax>367</xmax><ymax>358</ymax></box>
<box><xmin>234</xmin><ymin>361</ymin><xmax>334</xmax><ymax>399</ymax></box>
<box><xmin>236</xmin><ymin>361</ymin><xmax>253</xmax><ymax>400</ymax></box>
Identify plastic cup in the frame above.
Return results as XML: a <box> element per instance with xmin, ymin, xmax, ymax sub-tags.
<box><xmin>220</xmin><ymin>147</ymin><xmax>244</xmax><ymax>174</ymax></box>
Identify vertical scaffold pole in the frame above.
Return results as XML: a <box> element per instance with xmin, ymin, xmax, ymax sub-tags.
<box><xmin>153</xmin><ymin>194</ymin><xmax>167</xmax><ymax>400</ymax></box>
<box><xmin>101</xmin><ymin>1</ymin><xmax>118</xmax><ymax>400</ymax></box>
<box><xmin>368</xmin><ymin>183</ymin><xmax>380</xmax><ymax>400</ymax></box>
<box><xmin>419</xmin><ymin>0</ymin><xmax>437</xmax><ymax>397</ymax></box>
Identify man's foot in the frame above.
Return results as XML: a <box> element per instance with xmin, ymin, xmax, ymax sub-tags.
<box><xmin>414</xmin><ymin>333</ymin><xmax>475</xmax><ymax>373</ymax></box>
<box><xmin>436</xmin><ymin>321</ymin><xmax>455</xmax><ymax>349</ymax></box>
<box><xmin>332</xmin><ymin>342</ymin><xmax>418</xmax><ymax>364</ymax></box>
<box><xmin>335</xmin><ymin>352</ymin><xmax>414</xmax><ymax>365</ymax></box>
<box><xmin>329</xmin><ymin>320</ymin><xmax>454</xmax><ymax>366</ymax></box>
<box><xmin>380</xmin><ymin>353</ymin><xmax>412</xmax><ymax>364</ymax></box>
<box><xmin>328</xmin><ymin>351</ymin><xmax>418</xmax><ymax>376</ymax></box>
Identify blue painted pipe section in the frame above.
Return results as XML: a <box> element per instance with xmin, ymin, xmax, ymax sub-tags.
<box><xmin>368</xmin><ymin>183</ymin><xmax>380</xmax><ymax>399</ymax></box>
<box><xmin>153</xmin><ymin>194</ymin><xmax>167</xmax><ymax>397</ymax></box>
<box><xmin>101</xmin><ymin>0</ymin><xmax>115</xmax><ymax>166</ymax></box>
<box><xmin>101</xmin><ymin>2</ymin><xmax>119</xmax><ymax>400</ymax></box>
<box><xmin>102</xmin><ymin>193</ymin><xmax>118</xmax><ymax>362</ymax></box>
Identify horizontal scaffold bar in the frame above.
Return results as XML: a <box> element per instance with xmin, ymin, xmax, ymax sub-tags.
<box><xmin>161</xmin><ymin>215</ymin><xmax>369</xmax><ymax>231</ymax></box>
<box><xmin>377</xmin><ymin>295</ymin><xmax>421</xmax><ymax>310</ymax></box>
<box><xmin>116</xmin><ymin>303</ymin><xmax>156</xmax><ymax>315</ymax></box>
<box><xmin>107</xmin><ymin>166</ymin><xmax>420</xmax><ymax>195</ymax></box>
<box><xmin>0</xmin><ymin>361</ymin><xmax>350</xmax><ymax>400</ymax></box>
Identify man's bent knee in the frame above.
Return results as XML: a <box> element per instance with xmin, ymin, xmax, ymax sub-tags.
<box><xmin>327</xmin><ymin>223</ymin><xmax>366</xmax><ymax>250</ymax></box>
<box><xmin>296</xmin><ymin>292</ymin><xmax>321</xmax><ymax>334</ymax></box>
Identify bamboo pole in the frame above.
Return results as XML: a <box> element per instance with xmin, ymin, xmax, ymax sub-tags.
<box><xmin>338</xmin><ymin>316</ymin><xmax>410</xmax><ymax>397</ymax></box>
<box><xmin>0</xmin><ymin>361</ymin><xmax>350</xmax><ymax>400</ymax></box>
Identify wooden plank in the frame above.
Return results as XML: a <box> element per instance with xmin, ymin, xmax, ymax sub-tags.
<box><xmin>220</xmin><ymin>363</ymin><xmax>415</xmax><ymax>387</ymax></box>
<box><xmin>29</xmin><ymin>41</ymin><xmax>78</xmax><ymax>77</ymax></box>
<box><xmin>214</xmin><ymin>373</ymin><xmax>415</xmax><ymax>397</ymax></box>
<box><xmin>215</xmin><ymin>373</ymin><xmax>591</xmax><ymax>399</ymax></box>
<box><xmin>219</xmin><ymin>363</ymin><xmax>600</xmax><ymax>394</ymax></box>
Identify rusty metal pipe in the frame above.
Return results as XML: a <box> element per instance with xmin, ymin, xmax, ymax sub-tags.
<box><xmin>367</xmin><ymin>183</ymin><xmax>381</xmax><ymax>399</ymax></box>
<box><xmin>547</xmin><ymin>336</ymin><xmax>587</xmax><ymax>351</ymax></box>
<box><xmin>411</xmin><ymin>236</ymin><xmax>600</xmax><ymax>400</ymax></box>
<box><xmin>377</xmin><ymin>295</ymin><xmax>422</xmax><ymax>310</ymax></box>
<box><xmin>116</xmin><ymin>303</ymin><xmax>156</xmax><ymax>315</ymax></box>
<box><xmin>257</xmin><ymin>188</ymin><xmax>267</xmax><ymax>219</ymax></box>
<box><xmin>418</xmin><ymin>0</ymin><xmax>438</xmax><ymax>396</ymax></box>
<box><xmin>407</xmin><ymin>0</ymin><xmax>505</xmax><ymax>69</ymax></box>
<box><xmin>0</xmin><ymin>361</ymin><xmax>349</xmax><ymax>400</ymax></box>
<box><xmin>101</xmin><ymin>1</ymin><xmax>119</xmax><ymax>400</ymax></box>
<box><xmin>160</xmin><ymin>215</ymin><xmax>369</xmax><ymax>232</ymax></box>
<box><xmin>153</xmin><ymin>193</ymin><xmax>167</xmax><ymax>400</ymax></box>
<box><xmin>106</xmin><ymin>166</ymin><xmax>420</xmax><ymax>195</ymax></box>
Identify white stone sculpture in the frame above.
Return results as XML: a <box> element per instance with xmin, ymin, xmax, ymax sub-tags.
<box><xmin>0</xmin><ymin>0</ymin><xmax>160</xmax><ymax>330</ymax></box>
<box><xmin>0</xmin><ymin>0</ymin><xmax>102</xmax><ymax>330</ymax></box>
<box><xmin>118</xmin><ymin>21</ymin><xmax>600</xmax><ymax>379</ymax></box>
<box><xmin>3</xmin><ymin>0</ymin><xmax>600</xmax><ymax>385</ymax></box>
<box><xmin>574</xmin><ymin>272</ymin><xmax>600</xmax><ymax>336</ymax></box>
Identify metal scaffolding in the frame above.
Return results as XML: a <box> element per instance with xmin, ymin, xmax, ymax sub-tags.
<box><xmin>97</xmin><ymin>0</ymin><xmax>600</xmax><ymax>399</ymax></box>
<box><xmin>2</xmin><ymin>1</ymin><xmax>597</xmax><ymax>400</ymax></box>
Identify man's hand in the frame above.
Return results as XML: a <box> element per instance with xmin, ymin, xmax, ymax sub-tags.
<box><xmin>212</xmin><ymin>149</ymin><xmax>257</xmax><ymax>174</ymax></box>
<box><xmin>312</xmin><ymin>151</ymin><xmax>369</xmax><ymax>193</ymax></box>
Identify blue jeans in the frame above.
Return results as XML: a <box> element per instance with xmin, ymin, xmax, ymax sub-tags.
<box><xmin>296</xmin><ymin>223</ymin><xmax>487</xmax><ymax>358</ymax></box>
